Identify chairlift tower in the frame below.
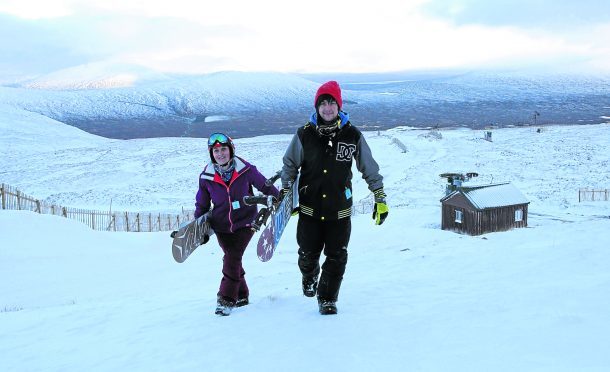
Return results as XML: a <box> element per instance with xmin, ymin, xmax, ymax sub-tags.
<box><xmin>439</xmin><ymin>172</ymin><xmax>479</xmax><ymax>195</ymax></box>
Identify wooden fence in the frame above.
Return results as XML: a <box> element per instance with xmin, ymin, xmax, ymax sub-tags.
<box><xmin>1</xmin><ymin>182</ymin><xmax>378</xmax><ymax>231</ymax></box>
<box><xmin>391</xmin><ymin>137</ymin><xmax>408</xmax><ymax>153</ymax></box>
<box><xmin>1</xmin><ymin>183</ymin><xmax>193</xmax><ymax>232</ymax></box>
<box><xmin>352</xmin><ymin>197</ymin><xmax>374</xmax><ymax>215</ymax></box>
<box><xmin>578</xmin><ymin>189</ymin><xmax>609</xmax><ymax>202</ymax></box>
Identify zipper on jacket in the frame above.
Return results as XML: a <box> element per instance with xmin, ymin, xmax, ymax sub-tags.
<box><xmin>214</xmin><ymin>166</ymin><xmax>251</xmax><ymax>233</ymax></box>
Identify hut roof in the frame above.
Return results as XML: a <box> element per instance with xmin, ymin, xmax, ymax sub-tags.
<box><xmin>441</xmin><ymin>182</ymin><xmax>529</xmax><ymax>209</ymax></box>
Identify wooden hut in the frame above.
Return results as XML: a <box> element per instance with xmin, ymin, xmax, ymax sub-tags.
<box><xmin>440</xmin><ymin>182</ymin><xmax>529</xmax><ymax>235</ymax></box>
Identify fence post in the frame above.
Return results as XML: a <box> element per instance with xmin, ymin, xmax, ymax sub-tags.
<box><xmin>0</xmin><ymin>183</ymin><xmax>195</xmax><ymax>233</ymax></box>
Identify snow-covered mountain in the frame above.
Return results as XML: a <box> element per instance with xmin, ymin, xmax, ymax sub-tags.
<box><xmin>2</xmin><ymin>71</ymin><xmax>315</xmax><ymax>114</ymax></box>
<box><xmin>17</xmin><ymin>62</ymin><xmax>173</xmax><ymax>90</ymax></box>
<box><xmin>1</xmin><ymin>65</ymin><xmax>609</xmax><ymax>139</ymax></box>
<box><xmin>1</xmin><ymin>105</ymin><xmax>609</xmax><ymax>371</ymax></box>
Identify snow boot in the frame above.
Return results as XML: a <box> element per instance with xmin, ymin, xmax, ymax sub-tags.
<box><xmin>215</xmin><ymin>296</ymin><xmax>235</xmax><ymax>316</ymax></box>
<box><xmin>318</xmin><ymin>298</ymin><xmax>337</xmax><ymax>315</ymax></box>
<box><xmin>302</xmin><ymin>276</ymin><xmax>318</xmax><ymax>297</ymax></box>
<box><xmin>236</xmin><ymin>297</ymin><xmax>249</xmax><ymax>308</ymax></box>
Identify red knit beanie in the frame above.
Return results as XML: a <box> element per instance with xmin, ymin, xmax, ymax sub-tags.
<box><xmin>314</xmin><ymin>81</ymin><xmax>342</xmax><ymax>110</ymax></box>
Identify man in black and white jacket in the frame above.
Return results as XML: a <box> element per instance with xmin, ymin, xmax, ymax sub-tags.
<box><xmin>281</xmin><ymin>80</ymin><xmax>388</xmax><ymax>315</ymax></box>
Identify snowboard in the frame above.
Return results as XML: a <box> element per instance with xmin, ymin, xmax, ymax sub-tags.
<box><xmin>253</xmin><ymin>180</ymin><xmax>299</xmax><ymax>262</ymax></box>
<box><xmin>171</xmin><ymin>212</ymin><xmax>214</xmax><ymax>263</ymax></box>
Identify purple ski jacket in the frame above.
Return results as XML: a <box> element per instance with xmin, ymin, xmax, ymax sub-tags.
<box><xmin>194</xmin><ymin>157</ymin><xmax>279</xmax><ymax>234</ymax></box>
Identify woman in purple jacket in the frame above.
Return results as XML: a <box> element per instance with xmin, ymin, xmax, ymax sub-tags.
<box><xmin>195</xmin><ymin>133</ymin><xmax>279</xmax><ymax>316</ymax></box>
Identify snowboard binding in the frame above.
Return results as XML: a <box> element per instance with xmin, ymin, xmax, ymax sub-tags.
<box><xmin>244</xmin><ymin>194</ymin><xmax>277</xmax><ymax>232</ymax></box>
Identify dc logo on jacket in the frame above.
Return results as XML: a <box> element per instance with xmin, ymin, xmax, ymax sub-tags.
<box><xmin>336</xmin><ymin>142</ymin><xmax>356</xmax><ymax>161</ymax></box>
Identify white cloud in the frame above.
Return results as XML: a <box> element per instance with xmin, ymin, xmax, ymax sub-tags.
<box><xmin>0</xmin><ymin>0</ymin><xmax>76</xmax><ymax>19</ymax></box>
<box><xmin>1</xmin><ymin>0</ymin><xmax>609</xmax><ymax>75</ymax></box>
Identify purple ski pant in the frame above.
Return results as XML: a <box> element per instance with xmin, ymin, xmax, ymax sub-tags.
<box><xmin>215</xmin><ymin>228</ymin><xmax>254</xmax><ymax>303</ymax></box>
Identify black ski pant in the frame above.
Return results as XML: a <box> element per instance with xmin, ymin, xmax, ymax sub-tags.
<box><xmin>296</xmin><ymin>214</ymin><xmax>351</xmax><ymax>301</ymax></box>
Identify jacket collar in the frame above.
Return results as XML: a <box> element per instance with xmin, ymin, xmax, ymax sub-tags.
<box><xmin>309</xmin><ymin>111</ymin><xmax>349</xmax><ymax>128</ymax></box>
<box><xmin>201</xmin><ymin>156</ymin><xmax>249</xmax><ymax>181</ymax></box>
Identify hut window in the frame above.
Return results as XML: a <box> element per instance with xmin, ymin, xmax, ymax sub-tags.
<box><xmin>515</xmin><ymin>208</ymin><xmax>523</xmax><ymax>222</ymax></box>
<box><xmin>455</xmin><ymin>210</ymin><xmax>463</xmax><ymax>223</ymax></box>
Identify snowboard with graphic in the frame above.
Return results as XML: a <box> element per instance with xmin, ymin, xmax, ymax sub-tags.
<box><xmin>171</xmin><ymin>212</ymin><xmax>214</xmax><ymax>263</ymax></box>
<box><xmin>255</xmin><ymin>180</ymin><xmax>298</xmax><ymax>262</ymax></box>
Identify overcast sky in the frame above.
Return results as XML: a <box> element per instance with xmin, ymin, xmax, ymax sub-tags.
<box><xmin>1</xmin><ymin>0</ymin><xmax>609</xmax><ymax>77</ymax></box>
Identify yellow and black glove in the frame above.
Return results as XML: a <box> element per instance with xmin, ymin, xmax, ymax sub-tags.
<box><xmin>372</xmin><ymin>188</ymin><xmax>389</xmax><ymax>225</ymax></box>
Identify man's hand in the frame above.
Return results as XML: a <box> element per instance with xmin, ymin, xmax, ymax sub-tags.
<box><xmin>279</xmin><ymin>187</ymin><xmax>290</xmax><ymax>200</ymax></box>
<box><xmin>372</xmin><ymin>188</ymin><xmax>389</xmax><ymax>225</ymax></box>
<box><xmin>372</xmin><ymin>202</ymin><xmax>389</xmax><ymax>225</ymax></box>
<box><xmin>274</xmin><ymin>187</ymin><xmax>290</xmax><ymax>206</ymax></box>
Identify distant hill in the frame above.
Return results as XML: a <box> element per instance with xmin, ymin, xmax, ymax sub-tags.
<box><xmin>1</xmin><ymin>66</ymin><xmax>609</xmax><ymax>139</ymax></box>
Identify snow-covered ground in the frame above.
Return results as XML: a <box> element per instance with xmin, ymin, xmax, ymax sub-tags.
<box><xmin>1</xmin><ymin>106</ymin><xmax>609</xmax><ymax>371</ymax></box>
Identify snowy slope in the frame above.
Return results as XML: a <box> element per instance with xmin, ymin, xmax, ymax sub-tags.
<box><xmin>0</xmin><ymin>104</ymin><xmax>107</xmax><ymax>149</ymax></box>
<box><xmin>1</xmin><ymin>109</ymin><xmax>610</xmax><ymax>371</ymax></box>
<box><xmin>1</xmin><ymin>206</ymin><xmax>609</xmax><ymax>371</ymax></box>
<box><xmin>2</xmin><ymin>106</ymin><xmax>608</xmax><ymax>215</ymax></box>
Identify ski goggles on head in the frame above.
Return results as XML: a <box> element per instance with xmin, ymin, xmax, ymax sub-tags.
<box><xmin>208</xmin><ymin>133</ymin><xmax>231</xmax><ymax>147</ymax></box>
